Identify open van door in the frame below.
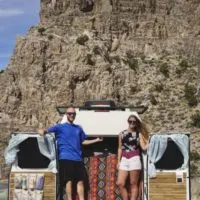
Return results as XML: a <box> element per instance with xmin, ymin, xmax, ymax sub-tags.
<box><xmin>5</xmin><ymin>133</ymin><xmax>58</xmax><ymax>200</ymax></box>
<box><xmin>146</xmin><ymin>133</ymin><xmax>191</xmax><ymax>200</ymax></box>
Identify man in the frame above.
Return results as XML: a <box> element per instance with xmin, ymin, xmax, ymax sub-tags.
<box><xmin>38</xmin><ymin>107</ymin><xmax>103</xmax><ymax>200</ymax></box>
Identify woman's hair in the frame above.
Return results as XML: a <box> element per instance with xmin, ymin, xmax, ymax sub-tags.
<box><xmin>128</xmin><ymin>114</ymin><xmax>149</xmax><ymax>140</ymax></box>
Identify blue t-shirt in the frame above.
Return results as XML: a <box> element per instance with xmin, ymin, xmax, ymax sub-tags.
<box><xmin>47</xmin><ymin>123</ymin><xmax>87</xmax><ymax>161</ymax></box>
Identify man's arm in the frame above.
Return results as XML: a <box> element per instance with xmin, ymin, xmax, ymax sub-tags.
<box><xmin>82</xmin><ymin>137</ymin><xmax>103</xmax><ymax>145</ymax></box>
<box><xmin>37</xmin><ymin>124</ymin><xmax>59</xmax><ymax>136</ymax></box>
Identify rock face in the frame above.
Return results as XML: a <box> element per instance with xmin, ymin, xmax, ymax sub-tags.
<box><xmin>1</xmin><ymin>0</ymin><xmax>200</xmax><ymax>198</ymax></box>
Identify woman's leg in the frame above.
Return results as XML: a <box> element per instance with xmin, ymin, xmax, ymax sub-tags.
<box><xmin>129</xmin><ymin>170</ymin><xmax>140</xmax><ymax>200</ymax></box>
<box><xmin>117</xmin><ymin>170</ymin><xmax>129</xmax><ymax>200</ymax></box>
<box><xmin>138</xmin><ymin>175</ymin><xmax>143</xmax><ymax>200</ymax></box>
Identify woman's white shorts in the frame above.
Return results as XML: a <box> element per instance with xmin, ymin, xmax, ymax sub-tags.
<box><xmin>119</xmin><ymin>156</ymin><xmax>142</xmax><ymax>171</ymax></box>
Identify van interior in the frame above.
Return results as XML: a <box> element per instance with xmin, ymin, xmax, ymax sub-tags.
<box><xmin>82</xmin><ymin>136</ymin><xmax>118</xmax><ymax>157</ymax></box>
<box><xmin>155</xmin><ymin>138</ymin><xmax>184</xmax><ymax>170</ymax></box>
<box><xmin>17</xmin><ymin>138</ymin><xmax>51</xmax><ymax>168</ymax></box>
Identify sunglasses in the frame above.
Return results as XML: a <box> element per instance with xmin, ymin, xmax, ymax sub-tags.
<box><xmin>66</xmin><ymin>112</ymin><xmax>76</xmax><ymax>116</ymax></box>
<box><xmin>128</xmin><ymin>120</ymin><xmax>136</xmax><ymax>124</ymax></box>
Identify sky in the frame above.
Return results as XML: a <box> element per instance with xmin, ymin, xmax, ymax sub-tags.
<box><xmin>0</xmin><ymin>0</ymin><xmax>40</xmax><ymax>69</ymax></box>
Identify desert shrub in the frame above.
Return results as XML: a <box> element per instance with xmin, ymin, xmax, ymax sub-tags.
<box><xmin>160</xmin><ymin>63</ymin><xmax>169</xmax><ymax>78</ymax></box>
<box><xmin>176</xmin><ymin>59</ymin><xmax>189</xmax><ymax>76</ymax></box>
<box><xmin>184</xmin><ymin>85</ymin><xmax>198</xmax><ymax>107</ymax></box>
<box><xmin>150</xmin><ymin>94</ymin><xmax>158</xmax><ymax>105</ymax></box>
<box><xmin>191</xmin><ymin>151</ymin><xmax>200</xmax><ymax>161</ymax></box>
<box><xmin>104</xmin><ymin>52</ymin><xmax>113</xmax><ymax>64</ymax></box>
<box><xmin>76</xmin><ymin>34</ymin><xmax>89</xmax><ymax>45</ymax></box>
<box><xmin>38</xmin><ymin>27</ymin><xmax>46</xmax><ymax>35</ymax></box>
<box><xmin>48</xmin><ymin>35</ymin><xmax>53</xmax><ymax>40</ymax></box>
<box><xmin>155</xmin><ymin>84</ymin><xmax>164</xmax><ymax>92</ymax></box>
<box><xmin>190</xmin><ymin>163</ymin><xmax>199</xmax><ymax>177</ymax></box>
<box><xmin>85</xmin><ymin>54</ymin><xmax>95</xmax><ymax>66</ymax></box>
<box><xmin>179</xmin><ymin>59</ymin><xmax>189</xmax><ymax>70</ymax></box>
<box><xmin>191</xmin><ymin>111</ymin><xmax>200</xmax><ymax>127</ymax></box>
<box><xmin>93</xmin><ymin>45</ymin><xmax>102</xmax><ymax>55</ymax></box>
<box><xmin>111</xmin><ymin>55</ymin><xmax>121</xmax><ymax>63</ymax></box>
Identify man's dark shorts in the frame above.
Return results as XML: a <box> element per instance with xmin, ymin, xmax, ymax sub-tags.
<box><xmin>59</xmin><ymin>159</ymin><xmax>85</xmax><ymax>185</ymax></box>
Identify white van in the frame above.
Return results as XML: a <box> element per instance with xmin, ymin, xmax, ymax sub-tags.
<box><xmin>5</xmin><ymin>100</ymin><xmax>191</xmax><ymax>200</ymax></box>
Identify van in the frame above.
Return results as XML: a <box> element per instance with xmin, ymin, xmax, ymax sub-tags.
<box><xmin>5</xmin><ymin>100</ymin><xmax>191</xmax><ymax>200</ymax></box>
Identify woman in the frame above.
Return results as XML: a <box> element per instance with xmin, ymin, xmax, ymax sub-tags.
<box><xmin>116</xmin><ymin>112</ymin><xmax>149</xmax><ymax>200</ymax></box>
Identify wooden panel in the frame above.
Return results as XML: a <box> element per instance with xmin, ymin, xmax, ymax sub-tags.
<box><xmin>149</xmin><ymin>172</ymin><xmax>187</xmax><ymax>200</ymax></box>
<box><xmin>9</xmin><ymin>171</ymin><xmax>56</xmax><ymax>200</ymax></box>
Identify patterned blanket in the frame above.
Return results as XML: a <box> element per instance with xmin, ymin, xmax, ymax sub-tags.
<box><xmin>74</xmin><ymin>154</ymin><xmax>121</xmax><ymax>200</ymax></box>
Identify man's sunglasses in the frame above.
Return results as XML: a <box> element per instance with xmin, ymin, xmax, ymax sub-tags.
<box><xmin>66</xmin><ymin>112</ymin><xmax>76</xmax><ymax>116</ymax></box>
<box><xmin>128</xmin><ymin>120</ymin><xmax>136</xmax><ymax>124</ymax></box>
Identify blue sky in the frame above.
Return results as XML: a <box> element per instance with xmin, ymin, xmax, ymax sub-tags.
<box><xmin>0</xmin><ymin>0</ymin><xmax>40</xmax><ymax>69</ymax></box>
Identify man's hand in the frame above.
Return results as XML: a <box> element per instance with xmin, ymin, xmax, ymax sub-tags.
<box><xmin>96</xmin><ymin>137</ymin><xmax>103</xmax><ymax>142</ymax></box>
<box><xmin>37</xmin><ymin>128</ymin><xmax>45</xmax><ymax>136</ymax></box>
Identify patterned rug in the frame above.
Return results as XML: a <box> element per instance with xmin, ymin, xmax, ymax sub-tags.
<box><xmin>73</xmin><ymin>154</ymin><xmax>121</xmax><ymax>200</ymax></box>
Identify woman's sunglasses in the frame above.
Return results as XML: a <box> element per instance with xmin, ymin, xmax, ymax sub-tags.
<box><xmin>128</xmin><ymin>120</ymin><xmax>136</xmax><ymax>124</ymax></box>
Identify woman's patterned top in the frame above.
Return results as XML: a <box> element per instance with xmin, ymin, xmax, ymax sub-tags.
<box><xmin>121</xmin><ymin>130</ymin><xmax>140</xmax><ymax>152</ymax></box>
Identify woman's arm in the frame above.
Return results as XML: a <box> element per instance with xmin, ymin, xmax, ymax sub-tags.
<box><xmin>117</xmin><ymin>133</ymin><xmax>122</xmax><ymax>167</ymax></box>
<box><xmin>139</xmin><ymin>133</ymin><xmax>148</xmax><ymax>151</ymax></box>
<box><xmin>82</xmin><ymin>137</ymin><xmax>103</xmax><ymax>145</ymax></box>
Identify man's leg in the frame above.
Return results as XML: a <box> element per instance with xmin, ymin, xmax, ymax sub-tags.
<box><xmin>66</xmin><ymin>181</ymin><xmax>73</xmax><ymax>200</ymax></box>
<box><xmin>77</xmin><ymin>181</ymin><xmax>84</xmax><ymax>200</ymax></box>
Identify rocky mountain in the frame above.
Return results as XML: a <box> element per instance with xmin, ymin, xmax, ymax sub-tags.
<box><xmin>1</xmin><ymin>0</ymin><xmax>200</xmax><ymax>198</ymax></box>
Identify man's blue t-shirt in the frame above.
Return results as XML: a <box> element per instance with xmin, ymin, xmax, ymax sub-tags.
<box><xmin>47</xmin><ymin>123</ymin><xmax>87</xmax><ymax>161</ymax></box>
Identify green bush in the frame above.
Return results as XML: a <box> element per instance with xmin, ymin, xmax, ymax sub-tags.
<box><xmin>111</xmin><ymin>55</ymin><xmax>121</xmax><ymax>63</ymax></box>
<box><xmin>93</xmin><ymin>45</ymin><xmax>102</xmax><ymax>55</ymax></box>
<box><xmin>160</xmin><ymin>63</ymin><xmax>169</xmax><ymax>78</ymax></box>
<box><xmin>104</xmin><ymin>52</ymin><xmax>113</xmax><ymax>64</ymax></box>
<box><xmin>76</xmin><ymin>34</ymin><xmax>89</xmax><ymax>45</ymax></box>
<box><xmin>190</xmin><ymin>163</ymin><xmax>199</xmax><ymax>177</ymax></box>
<box><xmin>38</xmin><ymin>27</ymin><xmax>46</xmax><ymax>35</ymax></box>
<box><xmin>184</xmin><ymin>85</ymin><xmax>198</xmax><ymax>107</ymax></box>
<box><xmin>191</xmin><ymin>111</ymin><xmax>200</xmax><ymax>127</ymax></box>
<box><xmin>123</xmin><ymin>52</ymin><xmax>138</xmax><ymax>71</ymax></box>
<box><xmin>179</xmin><ymin>59</ymin><xmax>189</xmax><ymax>70</ymax></box>
<box><xmin>85</xmin><ymin>54</ymin><xmax>95</xmax><ymax>66</ymax></box>
<box><xmin>48</xmin><ymin>35</ymin><xmax>53</xmax><ymax>40</ymax></box>
<box><xmin>0</xmin><ymin>69</ymin><xmax>4</xmax><ymax>73</ymax></box>
<box><xmin>150</xmin><ymin>94</ymin><xmax>158</xmax><ymax>105</ymax></box>
<box><xmin>191</xmin><ymin>151</ymin><xmax>200</xmax><ymax>161</ymax></box>
<box><xmin>155</xmin><ymin>84</ymin><xmax>164</xmax><ymax>92</ymax></box>
<box><xmin>176</xmin><ymin>59</ymin><xmax>189</xmax><ymax>76</ymax></box>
